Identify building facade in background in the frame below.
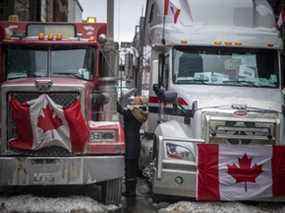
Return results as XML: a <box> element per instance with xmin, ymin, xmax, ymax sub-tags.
<box><xmin>0</xmin><ymin>0</ymin><xmax>83</xmax><ymax>22</ymax></box>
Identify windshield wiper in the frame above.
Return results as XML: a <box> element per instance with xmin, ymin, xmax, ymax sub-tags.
<box><xmin>7</xmin><ymin>73</ymin><xmax>45</xmax><ymax>80</ymax></box>
<box><xmin>255</xmin><ymin>84</ymin><xmax>276</xmax><ymax>88</ymax></box>
<box><xmin>189</xmin><ymin>79</ymin><xmax>209</xmax><ymax>85</ymax></box>
<box><xmin>223</xmin><ymin>80</ymin><xmax>257</xmax><ymax>87</ymax></box>
<box><xmin>7</xmin><ymin>76</ymin><xmax>26</xmax><ymax>80</ymax></box>
<box><xmin>53</xmin><ymin>72</ymin><xmax>85</xmax><ymax>80</ymax></box>
<box><xmin>176</xmin><ymin>79</ymin><xmax>209</xmax><ymax>84</ymax></box>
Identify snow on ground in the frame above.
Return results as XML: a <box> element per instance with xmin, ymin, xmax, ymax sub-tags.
<box><xmin>1</xmin><ymin>194</ymin><xmax>285</xmax><ymax>213</ymax></box>
<box><xmin>0</xmin><ymin>195</ymin><xmax>119</xmax><ymax>213</ymax></box>
<box><xmin>158</xmin><ymin>201</ymin><xmax>285</xmax><ymax>213</ymax></box>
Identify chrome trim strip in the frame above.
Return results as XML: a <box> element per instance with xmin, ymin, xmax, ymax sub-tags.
<box><xmin>160</xmin><ymin>137</ymin><xmax>204</xmax><ymax>144</ymax></box>
<box><xmin>157</xmin><ymin>136</ymin><xmax>164</xmax><ymax>179</ymax></box>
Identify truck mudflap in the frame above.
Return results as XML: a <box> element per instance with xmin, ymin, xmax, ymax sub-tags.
<box><xmin>0</xmin><ymin>156</ymin><xmax>124</xmax><ymax>186</ymax></box>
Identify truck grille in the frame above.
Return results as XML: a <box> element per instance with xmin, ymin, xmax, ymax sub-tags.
<box><xmin>7</xmin><ymin>92</ymin><xmax>80</xmax><ymax>154</ymax></box>
<box><xmin>11</xmin><ymin>92</ymin><xmax>79</xmax><ymax>107</ymax></box>
<box><xmin>207</xmin><ymin>119</ymin><xmax>277</xmax><ymax>145</ymax></box>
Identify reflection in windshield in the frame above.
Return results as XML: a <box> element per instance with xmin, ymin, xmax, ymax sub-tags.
<box><xmin>6</xmin><ymin>47</ymin><xmax>94</xmax><ymax>80</ymax></box>
<box><xmin>7</xmin><ymin>49</ymin><xmax>48</xmax><ymax>79</ymax></box>
<box><xmin>51</xmin><ymin>49</ymin><xmax>92</xmax><ymax>79</ymax></box>
<box><xmin>173</xmin><ymin>47</ymin><xmax>279</xmax><ymax>88</ymax></box>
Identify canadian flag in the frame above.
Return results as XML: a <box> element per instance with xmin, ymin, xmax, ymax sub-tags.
<box><xmin>164</xmin><ymin>0</ymin><xmax>181</xmax><ymax>24</ymax></box>
<box><xmin>197</xmin><ymin>144</ymin><xmax>285</xmax><ymax>201</ymax></box>
<box><xmin>9</xmin><ymin>94</ymin><xmax>89</xmax><ymax>153</ymax></box>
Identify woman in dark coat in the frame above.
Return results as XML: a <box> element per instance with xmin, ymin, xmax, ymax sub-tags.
<box><xmin>117</xmin><ymin>96</ymin><xmax>148</xmax><ymax>197</ymax></box>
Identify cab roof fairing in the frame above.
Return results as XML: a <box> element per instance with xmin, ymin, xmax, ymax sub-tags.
<box><xmin>147</xmin><ymin>24</ymin><xmax>283</xmax><ymax>49</ymax></box>
<box><xmin>0</xmin><ymin>21</ymin><xmax>107</xmax><ymax>43</ymax></box>
<box><xmin>1</xmin><ymin>39</ymin><xmax>99</xmax><ymax>47</ymax></box>
<box><xmin>144</xmin><ymin>0</ymin><xmax>283</xmax><ymax>49</ymax></box>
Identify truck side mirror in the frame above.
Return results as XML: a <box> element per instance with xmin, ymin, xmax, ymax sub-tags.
<box><xmin>184</xmin><ymin>109</ymin><xmax>193</xmax><ymax>125</ymax></box>
<box><xmin>153</xmin><ymin>84</ymin><xmax>177</xmax><ymax>104</ymax></box>
<box><xmin>184</xmin><ymin>101</ymin><xmax>198</xmax><ymax>124</ymax></box>
<box><xmin>163</xmin><ymin>91</ymin><xmax>177</xmax><ymax>103</ymax></box>
<box><xmin>152</xmin><ymin>83</ymin><xmax>161</xmax><ymax>96</ymax></box>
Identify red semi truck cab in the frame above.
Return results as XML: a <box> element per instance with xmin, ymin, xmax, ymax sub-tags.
<box><xmin>0</xmin><ymin>20</ymin><xmax>125</xmax><ymax>204</ymax></box>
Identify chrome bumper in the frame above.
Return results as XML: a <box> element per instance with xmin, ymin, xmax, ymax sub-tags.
<box><xmin>0</xmin><ymin>155</ymin><xmax>124</xmax><ymax>186</ymax></box>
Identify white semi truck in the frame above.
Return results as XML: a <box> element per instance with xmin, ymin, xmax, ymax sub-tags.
<box><xmin>143</xmin><ymin>0</ymin><xmax>284</xmax><ymax>199</ymax></box>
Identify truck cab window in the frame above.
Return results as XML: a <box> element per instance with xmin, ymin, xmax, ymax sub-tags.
<box><xmin>52</xmin><ymin>48</ymin><xmax>94</xmax><ymax>80</ymax></box>
<box><xmin>6</xmin><ymin>46</ymin><xmax>95</xmax><ymax>80</ymax></box>
<box><xmin>6</xmin><ymin>47</ymin><xmax>48</xmax><ymax>79</ymax></box>
<box><xmin>158</xmin><ymin>54</ymin><xmax>169</xmax><ymax>89</ymax></box>
<box><xmin>148</xmin><ymin>3</ymin><xmax>160</xmax><ymax>26</ymax></box>
<box><xmin>173</xmin><ymin>47</ymin><xmax>279</xmax><ymax>88</ymax></box>
<box><xmin>148</xmin><ymin>4</ymin><xmax>154</xmax><ymax>24</ymax></box>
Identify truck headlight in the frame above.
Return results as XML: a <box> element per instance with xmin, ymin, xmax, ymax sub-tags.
<box><xmin>89</xmin><ymin>130</ymin><xmax>117</xmax><ymax>143</ymax></box>
<box><xmin>166</xmin><ymin>143</ymin><xmax>195</xmax><ymax>161</ymax></box>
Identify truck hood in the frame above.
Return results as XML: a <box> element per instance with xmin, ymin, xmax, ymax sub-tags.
<box><xmin>174</xmin><ymin>85</ymin><xmax>283</xmax><ymax>112</ymax></box>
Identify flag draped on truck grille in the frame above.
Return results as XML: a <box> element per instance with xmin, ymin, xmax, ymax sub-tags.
<box><xmin>9</xmin><ymin>94</ymin><xmax>89</xmax><ymax>153</ymax></box>
<box><xmin>197</xmin><ymin>144</ymin><xmax>285</xmax><ymax>201</ymax></box>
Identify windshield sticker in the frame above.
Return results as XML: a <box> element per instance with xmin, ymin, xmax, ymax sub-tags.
<box><xmin>270</xmin><ymin>74</ymin><xmax>277</xmax><ymax>83</ymax></box>
<box><xmin>194</xmin><ymin>73</ymin><xmax>209</xmax><ymax>81</ymax></box>
<box><xmin>239</xmin><ymin>65</ymin><xmax>256</xmax><ymax>79</ymax></box>
<box><xmin>224</xmin><ymin>58</ymin><xmax>241</xmax><ymax>80</ymax></box>
<box><xmin>78</xmin><ymin>68</ymin><xmax>90</xmax><ymax>79</ymax></box>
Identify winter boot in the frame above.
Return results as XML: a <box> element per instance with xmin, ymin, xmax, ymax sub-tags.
<box><xmin>123</xmin><ymin>178</ymin><xmax>137</xmax><ymax>197</ymax></box>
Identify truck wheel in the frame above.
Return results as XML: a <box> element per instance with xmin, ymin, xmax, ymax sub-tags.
<box><xmin>101</xmin><ymin>178</ymin><xmax>122</xmax><ymax>205</ymax></box>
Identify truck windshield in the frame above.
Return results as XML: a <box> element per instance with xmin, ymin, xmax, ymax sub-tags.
<box><xmin>6</xmin><ymin>46</ymin><xmax>95</xmax><ymax>80</ymax></box>
<box><xmin>173</xmin><ymin>47</ymin><xmax>279</xmax><ymax>88</ymax></box>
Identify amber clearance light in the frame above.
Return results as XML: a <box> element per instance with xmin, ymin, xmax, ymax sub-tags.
<box><xmin>55</xmin><ymin>33</ymin><xmax>63</xmax><ymax>41</ymax></box>
<box><xmin>8</xmin><ymin>15</ymin><xmax>19</xmax><ymax>23</ymax></box>
<box><xmin>86</xmin><ymin>17</ymin><xmax>96</xmax><ymax>24</ymax></box>
<box><xmin>38</xmin><ymin>32</ymin><xmax>45</xmax><ymax>40</ymax></box>
<box><xmin>47</xmin><ymin>33</ymin><xmax>54</xmax><ymax>41</ymax></box>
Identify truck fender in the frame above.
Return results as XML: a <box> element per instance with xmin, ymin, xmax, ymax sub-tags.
<box><xmin>154</xmin><ymin>120</ymin><xmax>194</xmax><ymax>139</ymax></box>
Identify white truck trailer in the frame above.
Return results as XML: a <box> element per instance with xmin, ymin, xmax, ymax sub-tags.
<box><xmin>143</xmin><ymin>0</ymin><xmax>284</xmax><ymax>199</ymax></box>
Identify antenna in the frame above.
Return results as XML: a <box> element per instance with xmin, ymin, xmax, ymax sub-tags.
<box><xmin>141</xmin><ymin>5</ymin><xmax>144</xmax><ymax>16</ymax></box>
<box><xmin>162</xmin><ymin>0</ymin><xmax>169</xmax><ymax>45</ymax></box>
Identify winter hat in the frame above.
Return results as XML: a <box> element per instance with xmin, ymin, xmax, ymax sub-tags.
<box><xmin>128</xmin><ymin>96</ymin><xmax>148</xmax><ymax>123</ymax></box>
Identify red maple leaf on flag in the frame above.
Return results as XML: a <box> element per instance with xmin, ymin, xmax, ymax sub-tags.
<box><xmin>227</xmin><ymin>154</ymin><xmax>263</xmax><ymax>192</ymax></box>
<box><xmin>37</xmin><ymin>105</ymin><xmax>63</xmax><ymax>133</ymax></box>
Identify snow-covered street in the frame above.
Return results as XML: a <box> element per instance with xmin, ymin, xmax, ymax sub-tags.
<box><xmin>1</xmin><ymin>178</ymin><xmax>285</xmax><ymax>213</ymax></box>
<box><xmin>0</xmin><ymin>195</ymin><xmax>118</xmax><ymax>213</ymax></box>
<box><xmin>159</xmin><ymin>201</ymin><xmax>285</xmax><ymax>213</ymax></box>
<box><xmin>1</xmin><ymin>194</ymin><xmax>285</xmax><ymax>213</ymax></box>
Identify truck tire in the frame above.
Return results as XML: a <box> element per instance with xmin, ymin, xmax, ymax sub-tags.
<box><xmin>101</xmin><ymin>178</ymin><xmax>122</xmax><ymax>205</ymax></box>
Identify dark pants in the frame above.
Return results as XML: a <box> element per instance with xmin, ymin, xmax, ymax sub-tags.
<box><xmin>125</xmin><ymin>159</ymin><xmax>139</xmax><ymax>195</ymax></box>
